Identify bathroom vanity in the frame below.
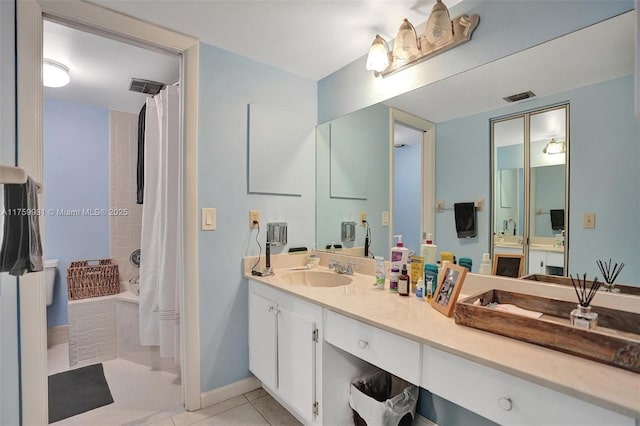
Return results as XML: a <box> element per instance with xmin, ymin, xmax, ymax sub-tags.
<box><xmin>245</xmin><ymin>255</ymin><xmax>639</xmax><ymax>426</ymax></box>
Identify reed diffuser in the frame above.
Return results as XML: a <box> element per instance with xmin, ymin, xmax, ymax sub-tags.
<box><xmin>596</xmin><ymin>258</ymin><xmax>625</xmax><ymax>293</ymax></box>
<box><xmin>569</xmin><ymin>274</ymin><xmax>601</xmax><ymax>330</ymax></box>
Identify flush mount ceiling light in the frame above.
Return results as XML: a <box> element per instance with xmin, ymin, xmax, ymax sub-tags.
<box><xmin>43</xmin><ymin>59</ymin><xmax>70</xmax><ymax>88</ymax></box>
<box><xmin>543</xmin><ymin>138</ymin><xmax>566</xmax><ymax>155</ymax></box>
<box><xmin>366</xmin><ymin>0</ymin><xmax>479</xmax><ymax>78</ymax></box>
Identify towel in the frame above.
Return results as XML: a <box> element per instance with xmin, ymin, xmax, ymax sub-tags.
<box><xmin>0</xmin><ymin>177</ymin><xmax>43</xmax><ymax>275</ymax></box>
<box><xmin>454</xmin><ymin>202</ymin><xmax>477</xmax><ymax>238</ymax></box>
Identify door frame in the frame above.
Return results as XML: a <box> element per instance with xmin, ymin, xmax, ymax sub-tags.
<box><xmin>17</xmin><ymin>1</ymin><xmax>201</xmax><ymax>423</ymax></box>
<box><xmin>389</xmin><ymin>108</ymin><xmax>436</xmax><ymax>247</ymax></box>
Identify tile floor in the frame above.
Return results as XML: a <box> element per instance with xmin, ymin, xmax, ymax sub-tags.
<box><xmin>47</xmin><ymin>344</ymin><xmax>300</xmax><ymax>426</ymax></box>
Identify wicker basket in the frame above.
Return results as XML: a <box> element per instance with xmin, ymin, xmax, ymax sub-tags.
<box><xmin>67</xmin><ymin>259</ymin><xmax>120</xmax><ymax>300</ymax></box>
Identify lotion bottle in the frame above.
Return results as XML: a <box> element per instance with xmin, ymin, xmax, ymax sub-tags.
<box><xmin>420</xmin><ymin>233</ymin><xmax>437</xmax><ymax>265</ymax></box>
<box><xmin>391</xmin><ymin>235</ymin><xmax>409</xmax><ymax>265</ymax></box>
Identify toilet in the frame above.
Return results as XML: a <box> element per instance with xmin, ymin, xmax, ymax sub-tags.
<box><xmin>45</xmin><ymin>259</ymin><xmax>58</xmax><ymax>307</ymax></box>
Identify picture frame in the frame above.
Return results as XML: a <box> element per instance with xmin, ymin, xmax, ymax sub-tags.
<box><xmin>431</xmin><ymin>263</ymin><xmax>468</xmax><ymax>317</ymax></box>
<box><xmin>492</xmin><ymin>253</ymin><xmax>524</xmax><ymax>278</ymax></box>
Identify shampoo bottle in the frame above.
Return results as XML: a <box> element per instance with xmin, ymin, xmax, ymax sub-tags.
<box><xmin>420</xmin><ymin>233</ymin><xmax>437</xmax><ymax>265</ymax></box>
<box><xmin>391</xmin><ymin>235</ymin><xmax>409</xmax><ymax>265</ymax></box>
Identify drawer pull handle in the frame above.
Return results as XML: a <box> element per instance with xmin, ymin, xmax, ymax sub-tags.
<box><xmin>358</xmin><ymin>340</ymin><xmax>369</xmax><ymax>349</ymax></box>
<box><xmin>498</xmin><ymin>397</ymin><xmax>513</xmax><ymax>411</ymax></box>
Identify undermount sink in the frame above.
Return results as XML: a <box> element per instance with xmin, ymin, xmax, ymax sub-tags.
<box><xmin>280</xmin><ymin>270</ymin><xmax>352</xmax><ymax>287</ymax></box>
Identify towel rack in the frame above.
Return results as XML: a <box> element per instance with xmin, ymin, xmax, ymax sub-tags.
<box><xmin>0</xmin><ymin>165</ymin><xmax>42</xmax><ymax>193</ymax></box>
<box><xmin>436</xmin><ymin>198</ymin><xmax>485</xmax><ymax>213</ymax></box>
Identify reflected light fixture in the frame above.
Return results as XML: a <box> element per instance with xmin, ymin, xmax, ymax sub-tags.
<box><xmin>543</xmin><ymin>138</ymin><xmax>566</xmax><ymax>155</ymax></box>
<box><xmin>43</xmin><ymin>59</ymin><xmax>70</xmax><ymax>88</ymax></box>
<box><xmin>366</xmin><ymin>0</ymin><xmax>479</xmax><ymax>78</ymax></box>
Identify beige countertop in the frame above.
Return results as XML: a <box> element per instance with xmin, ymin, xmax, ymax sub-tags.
<box><xmin>244</xmin><ymin>253</ymin><xmax>640</xmax><ymax>419</ymax></box>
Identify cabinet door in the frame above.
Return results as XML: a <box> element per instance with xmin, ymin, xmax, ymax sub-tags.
<box><xmin>248</xmin><ymin>292</ymin><xmax>278</xmax><ymax>390</ymax></box>
<box><xmin>528</xmin><ymin>250</ymin><xmax>545</xmax><ymax>274</ymax></box>
<box><xmin>277</xmin><ymin>306</ymin><xmax>316</xmax><ymax>423</ymax></box>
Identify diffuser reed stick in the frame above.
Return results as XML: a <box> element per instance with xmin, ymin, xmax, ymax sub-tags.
<box><xmin>569</xmin><ymin>273</ymin><xmax>601</xmax><ymax>307</ymax></box>
<box><xmin>596</xmin><ymin>258</ymin><xmax>625</xmax><ymax>292</ymax></box>
<box><xmin>569</xmin><ymin>273</ymin><xmax>601</xmax><ymax>330</ymax></box>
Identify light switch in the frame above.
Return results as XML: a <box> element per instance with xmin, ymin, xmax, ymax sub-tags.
<box><xmin>202</xmin><ymin>208</ymin><xmax>216</xmax><ymax>231</ymax></box>
<box><xmin>583</xmin><ymin>213</ymin><xmax>595</xmax><ymax>229</ymax></box>
<box><xmin>382</xmin><ymin>211</ymin><xmax>390</xmax><ymax>227</ymax></box>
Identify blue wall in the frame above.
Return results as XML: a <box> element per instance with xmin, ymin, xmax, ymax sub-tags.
<box><xmin>318</xmin><ymin>0</ymin><xmax>634</xmax><ymax>122</ymax></box>
<box><xmin>434</xmin><ymin>76</ymin><xmax>639</xmax><ymax>283</ymax></box>
<box><xmin>197</xmin><ymin>42</ymin><xmax>317</xmax><ymax>392</ymax></box>
<box><xmin>43</xmin><ymin>98</ymin><xmax>111</xmax><ymax>327</ymax></box>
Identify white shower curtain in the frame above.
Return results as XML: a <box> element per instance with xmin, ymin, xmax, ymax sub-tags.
<box><xmin>139</xmin><ymin>85</ymin><xmax>182</xmax><ymax>363</ymax></box>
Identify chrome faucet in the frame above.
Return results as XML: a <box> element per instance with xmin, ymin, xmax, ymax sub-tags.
<box><xmin>328</xmin><ymin>258</ymin><xmax>357</xmax><ymax>275</ymax></box>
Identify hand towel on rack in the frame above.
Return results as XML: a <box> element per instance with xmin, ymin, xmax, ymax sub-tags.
<box><xmin>0</xmin><ymin>177</ymin><xmax>43</xmax><ymax>275</ymax></box>
<box><xmin>454</xmin><ymin>202</ymin><xmax>477</xmax><ymax>238</ymax></box>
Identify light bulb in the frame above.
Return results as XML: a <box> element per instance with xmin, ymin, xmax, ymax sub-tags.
<box><xmin>425</xmin><ymin>0</ymin><xmax>453</xmax><ymax>46</ymax></box>
<box><xmin>366</xmin><ymin>35</ymin><xmax>390</xmax><ymax>72</ymax></box>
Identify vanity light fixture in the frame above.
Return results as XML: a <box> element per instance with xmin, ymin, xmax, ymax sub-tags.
<box><xmin>365</xmin><ymin>0</ymin><xmax>479</xmax><ymax>77</ymax></box>
<box><xmin>543</xmin><ymin>138</ymin><xmax>566</xmax><ymax>155</ymax></box>
<box><xmin>43</xmin><ymin>59</ymin><xmax>70</xmax><ymax>88</ymax></box>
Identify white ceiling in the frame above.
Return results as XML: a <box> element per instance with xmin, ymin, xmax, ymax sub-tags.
<box><xmin>43</xmin><ymin>20</ymin><xmax>180</xmax><ymax>113</ymax></box>
<box><xmin>88</xmin><ymin>0</ymin><xmax>462</xmax><ymax>80</ymax></box>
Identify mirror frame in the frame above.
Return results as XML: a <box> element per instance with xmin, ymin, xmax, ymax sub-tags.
<box><xmin>490</xmin><ymin>103</ymin><xmax>570</xmax><ymax>275</ymax></box>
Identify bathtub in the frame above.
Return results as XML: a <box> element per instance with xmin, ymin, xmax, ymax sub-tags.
<box><xmin>117</xmin><ymin>289</ymin><xmax>180</xmax><ymax>375</ymax></box>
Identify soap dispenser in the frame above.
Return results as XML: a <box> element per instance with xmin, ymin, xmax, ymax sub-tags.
<box><xmin>391</xmin><ymin>235</ymin><xmax>409</xmax><ymax>265</ymax></box>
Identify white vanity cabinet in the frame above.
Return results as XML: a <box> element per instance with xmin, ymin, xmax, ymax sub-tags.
<box><xmin>248</xmin><ymin>280</ymin><xmax>321</xmax><ymax>424</ymax></box>
<box><xmin>528</xmin><ymin>249</ymin><xmax>564</xmax><ymax>275</ymax></box>
<box><xmin>421</xmin><ymin>345</ymin><xmax>634</xmax><ymax>426</ymax></box>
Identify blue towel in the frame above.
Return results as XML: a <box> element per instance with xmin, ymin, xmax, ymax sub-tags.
<box><xmin>0</xmin><ymin>177</ymin><xmax>43</xmax><ymax>275</ymax></box>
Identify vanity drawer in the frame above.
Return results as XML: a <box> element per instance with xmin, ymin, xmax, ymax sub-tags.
<box><xmin>546</xmin><ymin>251</ymin><xmax>564</xmax><ymax>267</ymax></box>
<box><xmin>324</xmin><ymin>310</ymin><xmax>420</xmax><ymax>384</ymax></box>
<box><xmin>421</xmin><ymin>345</ymin><xmax>634</xmax><ymax>426</ymax></box>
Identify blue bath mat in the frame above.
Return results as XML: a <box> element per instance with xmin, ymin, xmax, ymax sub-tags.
<box><xmin>48</xmin><ymin>363</ymin><xmax>114</xmax><ymax>423</ymax></box>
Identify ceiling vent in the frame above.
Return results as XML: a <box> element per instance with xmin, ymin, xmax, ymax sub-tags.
<box><xmin>129</xmin><ymin>78</ymin><xmax>165</xmax><ymax>95</ymax></box>
<box><xmin>503</xmin><ymin>90</ymin><xmax>536</xmax><ymax>103</ymax></box>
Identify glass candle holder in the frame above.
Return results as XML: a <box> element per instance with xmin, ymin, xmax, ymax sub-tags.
<box><xmin>570</xmin><ymin>304</ymin><xmax>598</xmax><ymax>330</ymax></box>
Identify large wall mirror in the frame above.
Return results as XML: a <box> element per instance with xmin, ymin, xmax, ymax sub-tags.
<box><xmin>315</xmin><ymin>11</ymin><xmax>638</xmax><ymax>284</ymax></box>
<box><xmin>491</xmin><ymin>105</ymin><xmax>568</xmax><ymax>276</ymax></box>
<box><xmin>315</xmin><ymin>106</ymin><xmax>434</xmax><ymax>259</ymax></box>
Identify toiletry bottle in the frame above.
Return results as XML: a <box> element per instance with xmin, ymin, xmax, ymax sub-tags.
<box><xmin>391</xmin><ymin>235</ymin><xmax>409</xmax><ymax>265</ymax></box>
<box><xmin>415</xmin><ymin>277</ymin><xmax>425</xmax><ymax>300</ymax></box>
<box><xmin>389</xmin><ymin>265</ymin><xmax>400</xmax><ymax>293</ymax></box>
<box><xmin>420</xmin><ymin>233</ymin><xmax>437</xmax><ymax>265</ymax></box>
<box><xmin>424</xmin><ymin>264</ymin><xmax>438</xmax><ymax>297</ymax></box>
<box><xmin>398</xmin><ymin>264</ymin><xmax>410</xmax><ymax>296</ymax></box>
<box><xmin>409</xmin><ymin>255</ymin><xmax>424</xmax><ymax>293</ymax></box>
<box><xmin>478</xmin><ymin>252</ymin><xmax>492</xmax><ymax>275</ymax></box>
<box><xmin>374</xmin><ymin>256</ymin><xmax>385</xmax><ymax>290</ymax></box>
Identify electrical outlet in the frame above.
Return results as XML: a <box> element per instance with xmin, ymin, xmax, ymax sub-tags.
<box><xmin>359</xmin><ymin>212</ymin><xmax>367</xmax><ymax>226</ymax></box>
<box><xmin>249</xmin><ymin>210</ymin><xmax>261</xmax><ymax>229</ymax></box>
<box><xmin>583</xmin><ymin>213</ymin><xmax>596</xmax><ymax>229</ymax></box>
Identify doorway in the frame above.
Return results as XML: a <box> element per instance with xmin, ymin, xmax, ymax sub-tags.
<box><xmin>16</xmin><ymin>2</ymin><xmax>200</xmax><ymax>423</ymax></box>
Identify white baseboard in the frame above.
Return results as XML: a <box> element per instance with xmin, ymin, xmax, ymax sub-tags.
<box><xmin>415</xmin><ymin>414</ymin><xmax>438</xmax><ymax>426</ymax></box>
<box><xmin>200</xmin><ymin>376</ymin><xmax>261</xmax><ymax>408</ymax></box>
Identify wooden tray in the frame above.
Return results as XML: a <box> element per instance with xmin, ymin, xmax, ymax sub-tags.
<box><xmin>455</xmin><ymin>289</ymin><xmax>640</xmax><ymax>373</ymax></box>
